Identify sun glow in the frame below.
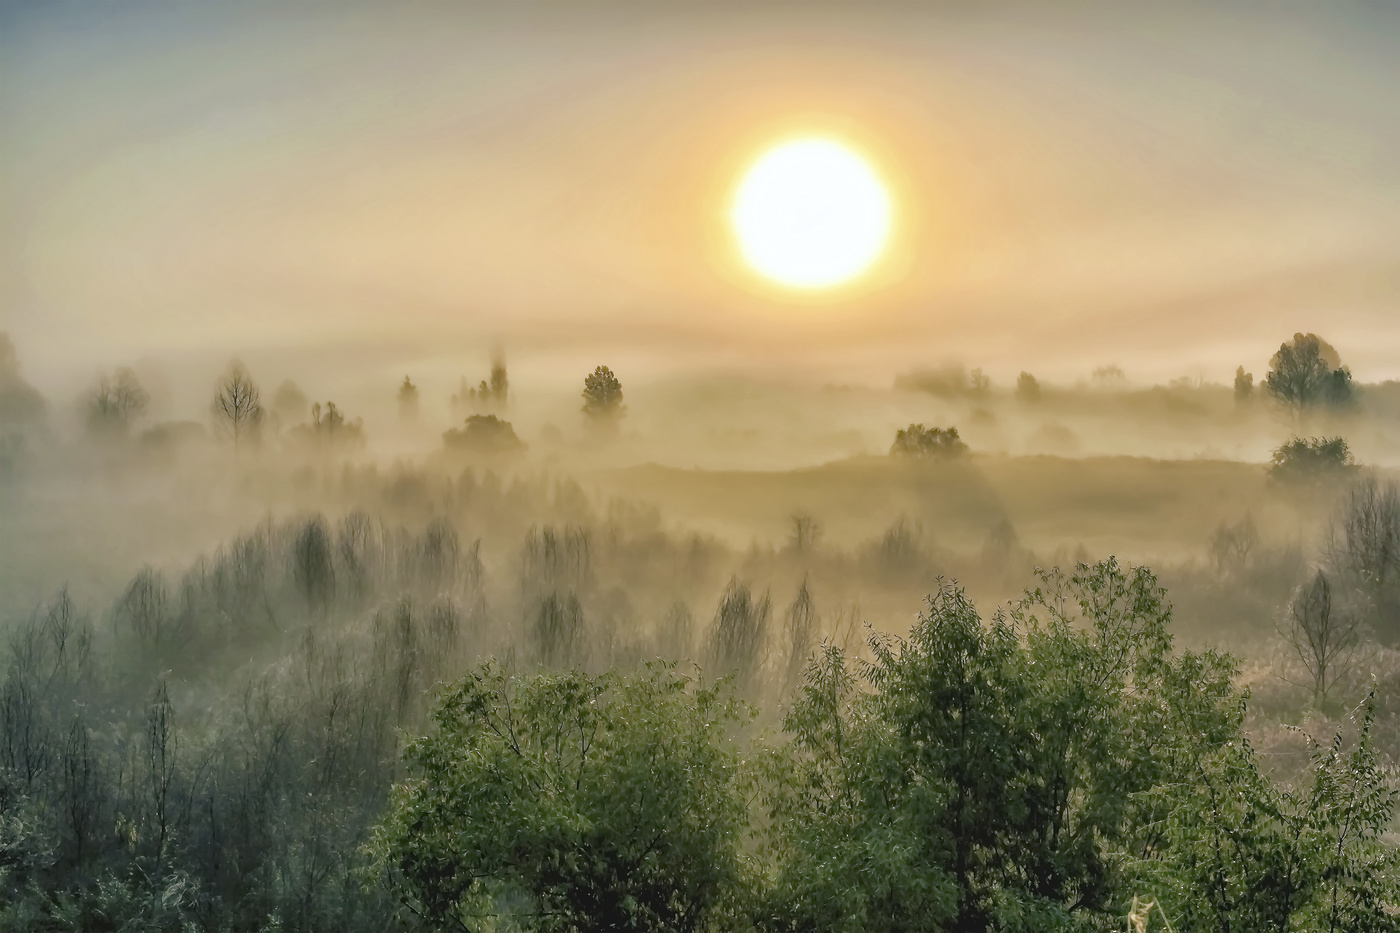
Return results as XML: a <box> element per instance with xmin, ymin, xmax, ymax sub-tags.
<box><xmin>730</xmin><ymin>138</ymin><xmax>892</xmax><ymax>290</ymax></box>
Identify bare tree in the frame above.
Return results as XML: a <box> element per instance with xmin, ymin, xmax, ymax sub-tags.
<box><xmin>86</xmin><ymin>367</ymin><xmax>148</xmax><ymax>437</ymax></box>
<box><xmin>789</xmin><ymin>511</ymin><xmax>822</xmax><ymax>555</ymax></box>
<box><xmin>1208</xmin><ymin>515</ymin><xmax>1258</xmax><ymax>577</ymax></box>
<box><xmin>782</xmin><ymin>577</ymin><xmax>817</xmax><ymax>695</ymax></box>
<box><xmin>1326</xmin><ymin>475</ymin><xmax>1400</xmax><ymax>640</ymax></box>
<box><xmin>212</xmin><ymin>361</ymin><xmax>263</xmax><ymax>452</ymax></box>
<box><xmin>1280</xmin><ymin>570</ymin><xmax>1363</xmax><ymax>705</ymax></box>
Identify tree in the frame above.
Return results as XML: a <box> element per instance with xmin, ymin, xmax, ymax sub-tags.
<box><xmin>271</xmin><ymin>378</ymin><xmax>307</xmax><ymax>422</ymax></box>
<box><xmin>1264</xmin><ymin>332</ymin><xmax>1353</xmax><ymax>417</ymax></box>
<box><xmin>890</xmin><ymin>424</ymin><xmax>967</xmax><ymax>458</ymax></box>
<box><xmin>788</xmin><ymin>512</ymin><xmax>822</xmax><ymax>554</ymax></box>
<box><xmin>704</xmin><ymin>578</ymin><xmax>770</xmax><ymax>695</ymax></box>
<box><xmin>368</xmin><ymin>663</ymin><xmax>752</xmax><ymax>933</ymax></box>
<box><xmin>442</xmin><ymin>414</ymin><xmax>525</xmax><ymax>455</ymax></box>
<box><xmin>1280</xmin><ymin>570</ymin><xmax>1363</xmax><ymax>705</ymax></box>
<box><xmin>1233</xmin><ymin>366</ymin><xmax>1254</xmax><ymax>404</ymax></box>
<box><xmin>86</xmin><ymin>368</ymin><xmax>148</xmax><ymax>437</ymax></box>
<box><xmin>451</xmin><ymin>355</ymin><xmax>509</xmax><ymax>414</ymax></box>
<box><xmin>397</xmin><ymin>376</ymin><xmax>419</xmax><ymax>422</ymax></box>
<box><xmin>1207</xmin><ymin>514</ymin><xmax>1258</xmax><ymax>576</ymax></box>
<box><xmin>1270</xmin><ymin>436</ymin><xmax>1355</xmax><ymax>483</ymax></box>
<box><xmin>1326</xmin><ymin>476</ymin><xmax>1400</xmax><ymax>641</ymax></box>
<box><xmin>301</xmin><ymin>400</ymin><xmax>366</xmax><ymax>451</ymax></box>
<box><xmin>211</xmin><ymin>361</ymin><xmax>263</xmax><ymax>452</ymax></box>
<box><xmin>1015</xmin><ymin>371</ymin><xmax>1041</xmax><ymax>402</ymax></box>
<box><xmin>581</xmin><ymin>365</ymin><xmax>625</xmax><ymax>424</ymax></box>
<box><xmin>761</xmin><ymin>560</ymin><xmax>1400</xmax><ymax>932</ymax></box>
<box><xmin>968</xmin><ymin>367</ymin><xmax>991</xmax><ymax>397</ymax></box>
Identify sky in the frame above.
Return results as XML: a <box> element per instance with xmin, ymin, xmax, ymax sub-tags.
<box><xmin>2</xmin><ymin>1</ymin><xmax>1398</xmax><ymax>403</ymax></box>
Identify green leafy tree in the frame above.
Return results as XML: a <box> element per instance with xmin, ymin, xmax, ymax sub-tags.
<box><xmin>368</xmin><ymin>662</ymin><xmax>753</xmax><ymax>933</ymax></box>
<box><xmin>760</xmin><ymin>560</ymin><xmax>1246</xmax><ymax>931</ymax></box>
<box><xmin>582</xmin><ymin>365</ymin><xmax>625</xmax><ymax>425</ymax></box>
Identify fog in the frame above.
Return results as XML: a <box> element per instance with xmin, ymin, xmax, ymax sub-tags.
<box><xmin>3</xmin><ymin>3</ymin><xmax>1400</xmax><ymax>930</ymax></box>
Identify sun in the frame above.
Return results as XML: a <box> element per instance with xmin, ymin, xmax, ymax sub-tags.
<box><xmin>730</xmin><ymin>138</ymin><xmax>892</xmax><ymax>291</ymax></box>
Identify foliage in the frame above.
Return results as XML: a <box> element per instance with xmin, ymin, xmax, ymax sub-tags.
<box><xmin>890</xmin><ymin>424</ymin><xmax>968</xmax><ymax>459</ymax></box>
<box><xmin>1264</xmin><ymin>333</ymin><xmax>1354</xmax><ymax>415</ymax></box>
<box><xmin>761</xmin><ymin>560</ymin><xmax>1240</xmax><ymax>930</ymax></box>
<box><xmin>759</xmin><ymin>559</ymin><xmax>1400</xmax><ymax>932</ymax></box>
<box><xmin>1270</xmin><ymin>436</ymin><xmax>1355</xmax><ymax>483</ymax></box>
<box><xmin>1136</xmin><ymin>694</ymin><xmax>1399</xmax><ymax>932</ymax></box>
<box><xmin>443</xmin><ymin>413</ymin><xmax>525</xmax><ymax>455</ymax></box>
<box><xmin>367</xmin><ymin>663</ymin><xmax>753</xmax><ymax>933</ymax></box>
<box><xmin>582</xmin><ymin>365</ymin><xmax>625</xmax><ymax>422</ymax></box>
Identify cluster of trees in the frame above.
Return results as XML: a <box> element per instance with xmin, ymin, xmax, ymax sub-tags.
<box><xmin>890</xmin><ymin>423</ymin><xmax>968</xmax><ymax>459</ymax></box>
<box><xmin>56</xmin><ymin>353</ymin><xmax>632</xmax><ymax>462</ymax></box>
<box><xmin>373</xmin><ymin>561</ymin><xmax>1399</xmax><ymax>932</ymax></box>
<box><xmin>451</xmin><ymin>356</ymin><xmax>509</xmax><ymax>416</ymax></box>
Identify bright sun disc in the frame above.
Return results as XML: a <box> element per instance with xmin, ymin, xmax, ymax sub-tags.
<box><xmin>731</xmin><ymin>138</ymin><xmax>891</xmax><ymax>290</ymax></box>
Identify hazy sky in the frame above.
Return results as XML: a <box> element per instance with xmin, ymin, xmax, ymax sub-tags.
<box><xmin>3</xmin><ymin>1</ymin><xmax>1398</xmax><ymax>399</ymax></box>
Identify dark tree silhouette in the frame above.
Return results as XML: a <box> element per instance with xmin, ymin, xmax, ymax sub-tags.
<box><xmin>86</xmin><ymin>368</ymin><xmax>148</xmax><ymax>437</ymax></box>
<box><xmin>1015</xmin><ymin>371</ymin><xmax>1041</xmax><ymax>402</ymax></box>
<box><xmin>1233</xmin><ymin>366</ymin><xmax>1254</xmax><ymax>404</ymax></box>
<box><xmin>271</xmin><ymin>379</ymin><xmax>307</xmax><ymax>422</ymax></box>
<box><xmin>1281</xmin><ymin>570</ymin><xmax>1363</xmax><ymax>705</ymax></box>
<box><xmin>582</xmin><ymin>365</ymin><xmax>625</xmax><ymax>423</ymax></box>
<box><xmin>396</xmin><ymin>376</ymin><xmax>419</xmax><ymax>422</ymax></box>
<box><xmin>891</xmin><ymin>424</ymin><xmax>968</xmax><ymax>458</ymax></box>
<box><xmin>212</xmin><ymin>361</ymin><xmax>263</xmax><ymax>452</ymax></box>
<box><xmin>1269</xmin><ymin>436</ymin><xmax>1354</xmax><ymax>483</ymax></box>
<box><xmin>442</xmin><ymin>414</ymin><xmax>525</xmax><ymax>454</ymax></box>
<box><xmin>1264</xmin><ymin>332</ymin><xmax>1353</xmax><ymax>417</ymax></box>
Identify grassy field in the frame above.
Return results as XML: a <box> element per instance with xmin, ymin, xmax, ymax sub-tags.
<box><xmin>590</xmin><ymin>453</ymin><xmax>1333</xmax><ymax>561</ymax></box>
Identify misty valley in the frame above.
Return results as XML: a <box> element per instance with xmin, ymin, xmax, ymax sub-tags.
<box><xmin>6</xmin><ymin>3</ymin><xmax>1400</xmax><ymax>929</ymax></box>
<box><xmin>1</xmin><ymin>330</ymin><xmax>1398</xmax><ymax>932</ymax></box>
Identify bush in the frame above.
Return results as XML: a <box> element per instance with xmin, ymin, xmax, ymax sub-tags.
<box><xmin>368</xmin><ymin>663</ymin><xmax>752</xmax><ymax>933</ymax></box>
<box><xmin>442</xmin><ymin>414</ymin><xmax>525</xmax><ymax>455</ymax></box>
<box><xmin>1270</xmin><ymin>436</ymin><xmax>1355</xmax><ymax>482</ymax></box>
<box><xmin>890</xmin><ymin>424</ymin><xmax>968</xmax><ymax>459</ymax></box>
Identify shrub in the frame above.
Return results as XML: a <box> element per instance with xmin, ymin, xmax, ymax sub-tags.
<box><xmin>1270</xmin><ymin>436</ymin><xmax>1355</xmax><ymax>482</ymax></box>
<box><xmin>442</xmin><ymin>414</ymin><xmax>525</xmax><ymax>455</ymax></box>
<box><xmin>368</xmin><ymin>663</ymin><xmax>752</xmax><ymax>933</ymax></box>
<box><xmin>890</xmin><ymin>424</ymin><xmax>968</xmax><ymax>459</ymax></box>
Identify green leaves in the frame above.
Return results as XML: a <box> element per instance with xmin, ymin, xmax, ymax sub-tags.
<box><xmin>760</xmin><ymin>559</ymin><xmax>1380</xmax><ymax>933</ymax></box>
<box><xmin>368</xmin><ymin>662</ymin><xmax>753</xmax><ymax>933</ymax></box>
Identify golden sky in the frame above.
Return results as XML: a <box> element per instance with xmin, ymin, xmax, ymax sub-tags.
<box><xmin>3</xmin><ymin>2</ymin><xmax>1398</xmax><ymax>394</ymax></box>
